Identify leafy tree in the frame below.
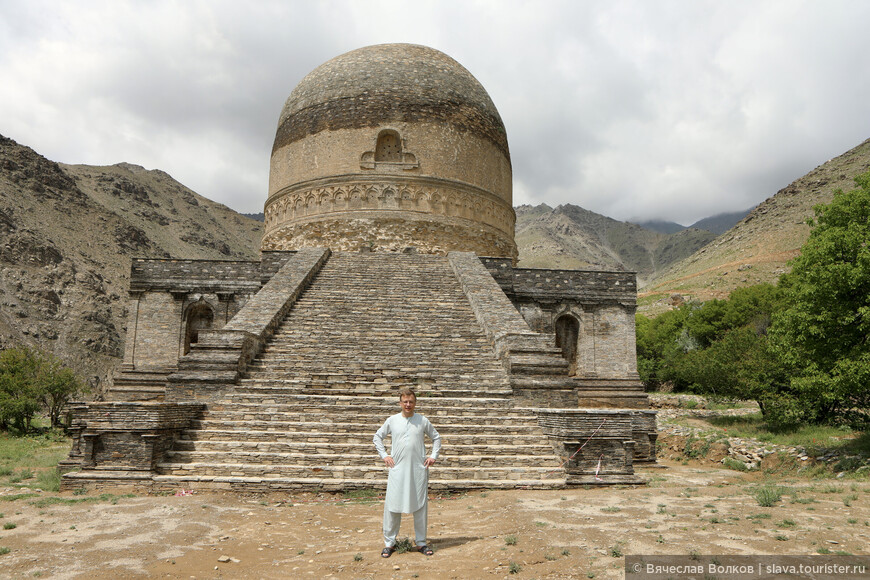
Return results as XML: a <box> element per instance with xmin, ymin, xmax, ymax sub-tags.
<box><xmin>37</xmin><ymin>356</ymin><xmax>87</xmax><ymax>428</ymax></box>
<box><xmin>0</xmin><ymin>346</ymin><xmax>87</xmax><ymax>432</ymax></box>
<box><xmin>768</xmin><ymin>171</ymin><xmax>870</xmax><ymax>426</ymax></box>
<box><xmin>0</xmin><ymin>347</ymin><xmax>42</xmax><ymax>432</ymax></box>
<box><xmin>636</xmin><ymin>284</ymin><xmax>783</xmax><ymax>393</ymax></box>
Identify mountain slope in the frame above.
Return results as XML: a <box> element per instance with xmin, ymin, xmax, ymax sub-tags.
<box><xmin>688</xmin><ymin>209</ymin><xmax>754</xmax><ymax>235</ymax></box>
<box><xmin>641</xmin><ymin>137</ymin><xmax>870</xmax><ymax>311</ymax></box>
<box><xmin>515</xmin><ymin>204</ymin><xmax>716</xmax><ymax>284</ymax></box>
<box><xmin>0</xmin><ymin>134</ymin><xmax>262</xmax><ymax>391</ymax></box>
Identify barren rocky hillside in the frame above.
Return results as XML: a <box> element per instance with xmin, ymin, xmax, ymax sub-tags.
<box><xmin>640</xmin><ymin>137</ymin><xmax>870</xmax><ymax>312</ymax></box>
<box><xmin>0</xmin><ymin>134</ymin><xmax>262</xmax><ymax>393</ymax></box>
<box><xmin>515</xmin><ymin>203</ymin><xmax>716</xmax><ymax>285</ymax></box>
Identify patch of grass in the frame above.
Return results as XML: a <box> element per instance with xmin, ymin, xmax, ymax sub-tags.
<box><xmin>29</xmin><ymin>493</ymin><xmax>135</xmax><ymax>509</ymax></box>
<box><xmin>778</xmin><ymin>519</ymin><xmax>796</xmax><ymax>528</ymax></box>
<box><xmin>600</xmin><ymin>506</ymin><xmax>620</xmax><ymax>513</ymax></box>
<box><xmin>3</xmin><ymin>522</ymin><xmax>16</xmax><ymax>530</ymax></box>
<box><xmin>811</xmin><ymin>484</ymin><xmax>841</xmax><ymax>494</ymax></box>
<box><xmin>545</xmin><ymin>553</ymin><xmax>557</xmax><ymax>561</ymax></box>
<box><xmin>791</xmin><ymin>496</ymin><xmax>817</xmax><ymax>504</ymax></box>
<box><xmin>561</xmin><ymin>548</ymin><xmax>570</xmax><ymax>556</ymax></box>
<box><xmin>747</xmin><ymin>513</ymin><xmax>772</xmax><ymax>520</ymax></box>
<box><xmin>656</xmin><ymin>504</ymin><xmax>668</xmax><ymax>514</ymax></box>
<box><xmin>609</xmin><ymin>545</ymin><xmax>623</xmax><ymax>557</ymax></box>
<box><xmin>504</xmin><ymin>534</ymin><xmax>517</xmax><ymax>546</ymax></box>
<box><xmin>775</xmin><ymin>534</ymin><xmax>789</xmax><ymax>541</ymax></box>
<box><xmin>8</xmin><ymin>469</ymin><xmax>34</xmax><ymax>484</ymax></box>
<box><xmin>723</xmin><ymin>457</ymin><xmax>750</xmax><ymax>471</ymax></box>
<box><xmin>707</xmin><ymin>414</ymin><xmax>865</xmax><ymax>452</ymax></box>
<box><xmin>753</xmin><ymin>485</ymin><xmax>783</xmax><ymax>507</ymax></box>
<box><xmin>0</xmin><ymin>432</ymin><xmax>71</xmax><ymax>493</ymax></box>
<box><xmin>394</xmin><ymin>538</ymin><xmax>414</xmax><ymax>554</ymax></box>
<box><xmin>36</xmin><ymin>470</ymin><xmax>60</xmax><ymax>492</ymax></box>
<box><xmin>0</xmin><ymin>547</ymin><xmax>9</xmax><ymax>555</ymax></box>
<box><xmin>0</xmin><ymin>493</ymin><xmax>37</xmax><ymax>503</ymax></box>
<box><xmin>847</xmin><ymin>518</ymin><xmax>858</xmax><ymax>524</ymax></box>
<box><xmin>817</xmin><ymin>547</ymin><xmax>832</xmax><ymax>554</ymax></box>
<box><xmin>341</xmin><ymin>489</ymin><xmax>379</xmax><ymax>502</ymax></box>
<box><xmin>353</xmin><ymin>552</ymin><xmax>363</xmax><ymax>562</ymax></box>
<box><xmin>508</xmin><ymin>561</ymin><xmax>522</xmax><ymax>574</ymax></box>
<box><xmin>843</xmin><ymin>494</ymin><xmax>858</xmax><ymax>506</ymax></box>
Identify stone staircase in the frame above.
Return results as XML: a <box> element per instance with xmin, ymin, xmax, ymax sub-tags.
<box><xmin>153</xmin><ymin>252</ymin><xmax>566</xmax><ymax>491</ymax></box>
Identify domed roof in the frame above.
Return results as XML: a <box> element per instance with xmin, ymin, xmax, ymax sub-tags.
<box><xmin>273</xmin><ymin>43</ymin><xmax>509</xmax><ymax>161</ymax></box>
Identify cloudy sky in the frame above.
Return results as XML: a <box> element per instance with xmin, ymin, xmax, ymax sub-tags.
<box><xmin>2</xmin><ymin>1</ymin><xmax>868</xmax><ymax>225</ymax></box>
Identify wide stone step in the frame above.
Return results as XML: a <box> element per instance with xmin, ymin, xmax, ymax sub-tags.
<box><xmin>226</xmin><ymin>384</ymin><xmax>511</xmax><ymax>398</ymax></box>
<box><xmin>155</xmin><ymin>462</ymin><xmax>563</xmax><ymax>482</ymax></box>
<box><xmin>172</xmin><ymin>439</ymin><xmax>556</xmax><ymax>455</ymax></box>
<box><xmin>149</xmin><ymin>474</ymin><xmax>566</xmax><ymax>491</ymax></box>
<box><xmin>214</xmin><ymin>393</ymin><xmax>517</xmax><ymax>408</ymax></box>
<box><xmin>202</xmin><ymin>405</ymin><xmax>531</xmax><ymax>422</ymax></box>
<box><xmin>188</xmin><ymin>419</ymin><xmax>543</xmax><ymax>435</ymax></box>
<box><xmin>164</xmin><ymin>450</ymin><xmax>558</xmax><ymax>468</ymax></box>
<box><xmin>179</xmin><ymin>429</ymin><xmax>550</xmax><ymax>447</ymax></box>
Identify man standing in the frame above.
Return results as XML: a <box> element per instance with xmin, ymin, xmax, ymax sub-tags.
<box><xmin>373</xmin><ymin>387</ymin><xmax>441</xmax><ymax>557</ymax></box>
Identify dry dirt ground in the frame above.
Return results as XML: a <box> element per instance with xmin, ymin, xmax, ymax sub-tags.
<box><xmin>0</xmin><ymin>447</ymin><xmax>868</xmax><ymax>580</ymax></box>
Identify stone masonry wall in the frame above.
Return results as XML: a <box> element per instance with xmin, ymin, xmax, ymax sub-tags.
<box><xmin>126</xmin><ymin>291</ymin><xmax>182</xmax><ymax>372</ymax></box>
<box><xmin>129</xmin><ymin>258</ymin><xmax>263</xmax><ymax>293</ymax></box>
<box><xmin>479</xmin><ymin>257</ymin><xmax>639</xmax><ymax>379</ymax></box>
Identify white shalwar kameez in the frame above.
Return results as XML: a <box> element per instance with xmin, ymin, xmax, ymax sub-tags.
<box><xmin>373</xmin><ymin>412</ymin><xmax>441</xmax><ymax>547</ymax></box>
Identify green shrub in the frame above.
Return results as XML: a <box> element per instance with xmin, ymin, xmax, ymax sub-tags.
<box><xmin>0</xmin><ymin>347</ymin><xmax>87</xmax><ymax>433</ymax></box>
<box><xmin>754</xmin><ymin>485</ymin><xmax>783</xmax><ymax>507</ymax></box>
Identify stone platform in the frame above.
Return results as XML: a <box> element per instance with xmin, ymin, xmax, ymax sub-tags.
<box><xmin>61</xmin><ymin>250</ymin><xmax>654</xmax><ymax>492</ymax></box>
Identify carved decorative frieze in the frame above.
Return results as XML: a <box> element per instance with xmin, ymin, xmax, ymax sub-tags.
<box><xmin>264</xmin><ymin>178</ymin><xmax>515</xmax><ymax>241</ymax></box>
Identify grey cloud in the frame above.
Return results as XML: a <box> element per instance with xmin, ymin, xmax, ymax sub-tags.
<box><xmin>1</xmin><ymin>0</ymin><xmax>869</xmax><ymax>220</ymax></box>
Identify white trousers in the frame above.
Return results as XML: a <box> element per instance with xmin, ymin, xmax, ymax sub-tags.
<box><xmin>383</xmin><ymin>503</ymin><xmax>428</xmax><ymax>547</ymax></box>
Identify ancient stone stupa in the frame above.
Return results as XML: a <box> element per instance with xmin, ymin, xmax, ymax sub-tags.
<box><xmin>61</xmin><ymin>44</ymin><xmax>656</xmax><ymax>492</ymax></box>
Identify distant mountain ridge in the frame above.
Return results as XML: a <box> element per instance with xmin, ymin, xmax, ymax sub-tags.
<box><xmin>633</xmin><ymin>208</ymin><xmax>753</xmax><ymax>236</ymax></box>
<box><xmin>0</xmin><ymin>134</ymin><xmax>262</xmax><ymax>391</ymax></box>
<box><xmin>515</xmin><ymin>203</ymin><xmax>720</xmax><ymax>284</ymax></box>
<box><xmin>641</xmin><ymin>137</ymin><xmax>870</xmax><ymax>313</ymax></box>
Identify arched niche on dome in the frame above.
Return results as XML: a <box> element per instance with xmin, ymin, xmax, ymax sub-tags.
<box><xmin>360</xmin><ymin>129</ymin><xmax>419</xmax><ymax>170</ymax></box>
<box><xmin>375</xmin><ymin>130</ymin><xmax>402</xmax><ymax>162</ymax></box>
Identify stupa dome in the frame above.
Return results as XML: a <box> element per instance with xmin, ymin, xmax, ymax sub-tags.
<box><xmin>262</xmin><ymin>43</ymin><xmax>516</xmax><ymax>258</ymax></box>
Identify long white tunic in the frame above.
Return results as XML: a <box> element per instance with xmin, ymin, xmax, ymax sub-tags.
<box><xmin>373</xmin><ymin>412</ymin><xmax>442</xmax><ymax>513</ymax></box>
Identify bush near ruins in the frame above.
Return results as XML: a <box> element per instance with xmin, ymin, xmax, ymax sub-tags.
<box><xmin>636</xmin><ymin>283</ymin><xmax>785</xmax><ymax>407</ymax></box>
<box><xmin>0</xmin><ymin>346</ymin><xmax>87</xmax><ymax>432</ymax></box>
<box><xmin>767</xmin><ymin>170</ymin><xmax>870</xmax><ymax>427</ymax></box>
<box><xmin>638</xmin><ymin>171</ymin><xmax>870</xmax><ymax>429</ymax></box>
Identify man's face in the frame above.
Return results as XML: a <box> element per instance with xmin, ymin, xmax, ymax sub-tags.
<box><xmin>399</xmin><ymin>394</ymin><xmax>416</xmax><ymax>417</ymax></box>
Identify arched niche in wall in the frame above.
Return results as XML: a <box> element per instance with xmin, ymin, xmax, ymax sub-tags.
<box><xmin>183</xmin><ymin>300</ymin><xmax>214</xmax><ymax>355</ymax></box>
<box><xmin>554</xmin><ymin>314</ymin><xmax>580</xmax><ymax>376</ymax></box>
